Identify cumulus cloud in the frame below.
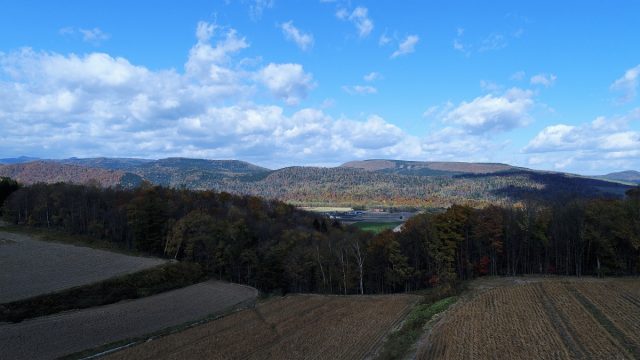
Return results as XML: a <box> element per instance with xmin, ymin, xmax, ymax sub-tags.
<box><xmin>280</xmin><ymin>21</ymin><xmax>314</xmax><ymax>51</ymax></box>
<box><xmin>391</xmin><ymin>35</ymin><xmax>419</xmax><ymax>58</ymax></box>
<box><xmin>530</xmin><ymin>73</ymin><xmax>557</xmax><ymax>87</ymax></box>
<box><xmin>342</xmin><ymin>85</ymin><xmax>377</xmax><ymax>95</ymax></box>
<box><xmin>441</xmin><ymin>88</ymin><xmax>534</xmax><ymax>133</ymax></box>
<box><xmin>524</xmin><ymin>110</ymin><xmax>640</xmax><ymax>154</ymax></box>
<box><xmin>611</xmin><ymin>64</ymin><xmax>640</xmax><ymax>103</ymax></box>
<box><xmin>256</xmin><ymin>63</ymin><xmax>316</xmax><ymax>105</ymax></box>
<box><xmin>337</xmin><ymin>7</ymin><xmax>373</xmax><ymax>38</ymax></box>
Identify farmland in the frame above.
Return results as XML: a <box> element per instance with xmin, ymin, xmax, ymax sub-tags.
<box><xmin>1</xmin><ymin>281</ymin><xmax>258</xmax><ymax>360</ymax></box>
<box><xmin>418</xmin><ymin>278</ymin><xmax>640</xmax><ymax>360</ymax></box>
<box><xmin>106</xmin><ymin>294</ymin><xmax>419</xmax><ymax>360</ymax></box>
<box><xmin>352</xmin><ymin>221</ymin><xmax>403</xmax><ymax>234</ymax></box>
<box><xmin>0</xmin><ymin>230</ymin><xmax>165</xmax><ymax>302</ymax></box>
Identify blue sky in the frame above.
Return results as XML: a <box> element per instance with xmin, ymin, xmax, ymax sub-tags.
<box><xmin>0</xmin><ymin>0</ymin><xmax>639</xmax><ymax>174</ymax></box>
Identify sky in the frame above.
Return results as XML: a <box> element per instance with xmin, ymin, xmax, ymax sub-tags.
<box><xmin>0</xmin><ymin>0</ymin><xmax>639</xmax><ymax>174</ymax></box>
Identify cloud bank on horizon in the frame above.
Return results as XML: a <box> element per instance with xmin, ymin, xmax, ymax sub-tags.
<box><xmin>0</xmin><ymin>0</ymin><xmax>638</xmax><ymax>174</ymax></box>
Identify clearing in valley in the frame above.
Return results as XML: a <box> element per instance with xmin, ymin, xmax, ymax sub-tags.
<box><xmin>106</xmin><ymin>294</ymin><xmax>419</xmax><ymax>360</ymax></box>
<box><xmin>418</xmin><ymin>278</ymin><xmax>640</xmax><ymax>360</ymax></box>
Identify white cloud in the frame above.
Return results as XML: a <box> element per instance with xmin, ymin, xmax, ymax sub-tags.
<box><xmin>280</xmin><ymin>21</ymin><xmax>314</xmax><ymax>51</ymax></box>
<box><xmin>530</xmin><ymin>73</ymin><xmax>557</xmax><ymax>87</ymax></box>
<box><xmin>79</xmin><ymin>28</ymin><xmax>110</xmax><ymax>45</ymax></box>
<box><xmin>249</xmin><ymin>0</ymin><xmax>274</xmax><ymax>20</ymax></box>
<box><xmin>611</xmin><ymin>64</ymin><xmax>640</xmax><ymax>103</ymax></box>
<box><xmin>378</xmin><ymin>32</ymin><xmax>391</xmax><ymax>46</ymax></box>
<box><xmin>342</xmin><ymin>85</ymin><xmax>377</xmax><ymax>95</ymax></box>
<box><xmin>256</xmin><ymin>63</ymin><xmax>316</xmax><ymax>105</ymax></box>
<box><xmin>337</xmin><ymin>7</ymin><xmax>373</xmax><ymax>38</ymax></box>
<box><xmin>442</xmin><ymin>88</ymin><xmax>534</xmax><ymax>133</ymax></box>
<box><xmin>58</xmin><ymin>27</ymin><xmax>110</xmax><ymax>45</ymax></box>
<box><xmin>480</xmin><ymin>80</ymin><xmax>502</xmax><ymax>93</ymax></box>
<box><xmin>391</xmin><ymin>35</ymin><xmax>419</xmax><ymax>58</ymax></box>
<box><xmin>185</xmin><ymin>22</ymin><xmax>249</xmax><ymax>80</ymax></box>
<box><xmin>363</xmin><ymin>72</ymin><xmax>381</xmax><ymax>82</ymax></box>
<box><xmin>523</xmin><ymin>109</ymin><xmax>640</xmax><ymax>173</ymax></box>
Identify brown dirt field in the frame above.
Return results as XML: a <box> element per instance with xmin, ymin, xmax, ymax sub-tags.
<box><xmin>106</xmin><ymin>294</ymin><xmax>420</xmax><ymax>360</ymax></box>
<box><xmin>418</xmin><ymin>277</ymin><xmax>640</xmax><ymax>360</ymax></box>
<box><xmin>0</xmin><ymin>230</ymin><xmax>165</xmax><ymax>303</ymax></box>
<box><xmin>0</xmin><ymin>281</ymin><xmax>258</xmax><ymax>360</ymax></box>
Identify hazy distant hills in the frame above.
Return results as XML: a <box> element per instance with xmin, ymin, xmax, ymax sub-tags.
<box><xmin>0</xmin><ymin>157</ymin><xmax>636</xmax><ymax>208</ymax></box>
<box><xmin>0</xmin><ymin>161</ymin><xmax>143</xmax><ymax>188</ymax></box>
<box><xmin>597</xmin><ymin>170</ymin><xmax>640</xmax><ymax>184</ymax></box>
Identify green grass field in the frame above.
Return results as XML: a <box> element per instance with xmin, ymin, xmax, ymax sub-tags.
<box><xmin>352</xmin><ymin>221</ymin><xmax>403</xmax><ymax>234</ymax></box>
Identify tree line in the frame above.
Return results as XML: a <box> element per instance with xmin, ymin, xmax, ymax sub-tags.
<box><xmin>2</xmin><ymin>180</ymin><xmax>639</xmax><ymax>295</ymax></box>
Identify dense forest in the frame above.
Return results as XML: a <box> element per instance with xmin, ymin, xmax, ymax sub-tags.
<box><xmin>2</xmin><ymin>158</ymin><xmax>632</xmax><ymax>208</ymax></box>
<box><xmin>2</xmin><ymin>180</ymin><xmax>639</xmax><ymax>294</ymax></box>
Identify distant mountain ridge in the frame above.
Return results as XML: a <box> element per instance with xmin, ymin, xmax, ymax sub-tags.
<box><xmin>0</xmin><ymin>161</ymin><xmax>143</xmax><ymax>188</ymax></box>
<box><xmin>0</xmin><ymin>157</ymin><xmax>636</xmax><ymax>208</ymax></box>
<box><xmin>597</xmin><ymin>170</ymin><xmax>640</xmax><ymax>184</ymax></box>
<box><xmin>340</xmin><ymin>159</ymin><xmax>523</xmax><ymax>176</ymax></box>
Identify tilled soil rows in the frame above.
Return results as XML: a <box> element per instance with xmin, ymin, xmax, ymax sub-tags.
<box><xmin>106</xmin><ymin>294</ymin><xmax>420</xmax><ymax>360</ymax></box>
<box><xmin>1</xmin><ymin>281</ymin><xmax>258</xmax><ymax>360</ymax></box>
<box><xmin>418</xmin><ymin>278</ymin><xmax>640</xmax><ymax>360</ymax></box>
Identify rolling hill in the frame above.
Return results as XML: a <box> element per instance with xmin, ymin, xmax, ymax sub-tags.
<box><xmin>0</xmin><ymin>157</ymin><xmax>635</xmax><ymax>208</ymax></box>
<box><xmin>597</xmin><ymin>170</ymin><xmax>640</xmax><ymax>184</ymax></box>
<box><xmin>0</xmin><ymin>161</ymin><xmax>143</xmax><ymax>188</ymax></box>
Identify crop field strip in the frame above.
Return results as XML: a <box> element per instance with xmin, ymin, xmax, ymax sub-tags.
<box><xmin>106</xmin><ymin>294</ymin><xmax>420</xmax><ymax>360</ymax></box>
<box><xmin>0</xmin><ymin>230</ymin><xmax>165</xmax><ymax>302</ymax></box>
<box><xmin>418</xmin><ymin>279</ymin><xmax>640</xmax><ymax>360</ymax></box>
<box><xmin>1</xmin><ymin>281</ymin><xmax>258</xmax><ymax>360</ymax></box>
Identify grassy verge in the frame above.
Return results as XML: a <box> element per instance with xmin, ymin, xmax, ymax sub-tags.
<box><xmin>352</xmin><ymin>221</ymin><xmax>403</xmax><ymax>234</ymax></box>
<box><xmin>377</xmin><ymin>284</ymin><xmax>461</xmax><ymax>360</ymax></box>
<box><xmin>0</xmin><ymin>262</ymin><xmax>205</xmax><ymax>323</ymax></box>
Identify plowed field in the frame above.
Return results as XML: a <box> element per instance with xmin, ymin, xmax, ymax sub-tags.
<box><xmin>418</xmin><ymin>278</ymin><xmax>640</xmax><ymax>360</ymax></box>
<box><xmin>107</xmin><ymin>294</ymin><xmax>420</xmax><ymax>360</ymax></box>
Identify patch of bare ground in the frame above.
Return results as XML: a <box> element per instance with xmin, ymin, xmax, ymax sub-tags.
<box><xmin>417</xmin><ymin>277</ymin><xmax>640</xmax><ymax>360</ymax></box>
<box><xmin>0</xmin><ymin>230</ymin><xmax>165</xmax><ymax>303</ymax></box>
<box><xmin>0</xmin><ymin>281</ymin><xmax>257</xmax><ymax>360</ymax></box>
<box><xmin>106</xmin><ymin>294</ymin><xmax>420</xmax><ymax>360</ymax></box>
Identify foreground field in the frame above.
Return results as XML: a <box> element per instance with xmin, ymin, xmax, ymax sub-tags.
<box><xmin>107</xmin><ymin>294</ymin><xmax>419</xmax><ymax>360</ymax></box>
<box><xmin>418</xmin><ymin>278</ymin><xmax>640</xmax><ymax>360</ymax></box>
<box><xmin>1</xmin><ymin>281</ymin><xmax>257</xmax><ymax>360</ymax></box>
<box><xmin>0</xmin><ymin>230</ymin><xmax>164</xmax><ymax>302</ymax></box>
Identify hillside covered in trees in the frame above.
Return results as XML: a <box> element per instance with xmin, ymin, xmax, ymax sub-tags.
<box><xmin>2</xmin><ymin>181</ymin><xmax>639</xmax><ymax>295</ymax></box>
<box><xmin>0</xmin><ymin>157</ymin><xmax>633</xmax><ymax>208</ymax></box>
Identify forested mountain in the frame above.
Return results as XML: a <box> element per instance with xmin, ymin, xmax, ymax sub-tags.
<box><xmin>2</xmin><ymin>182</ymin><xmax>639</xmax><ymax>294</ymax></box>
<box><xmin>0</xmin><ymin>162</ymin><xmax>143</xmax><ymax>188</ymax></box>
<box><xmin>0</xmin><ymin>157</ymin><xmax>634</xmax><ymax>208</ymax></box>
<box><xmin>341</xmin><ymin>159</ymin><xmax>521</xmax><ymax>176</ymax></box>
<box><xmin>598</xmin><ymin>170</ymin><xmax>640</xmax><ymax>184</ymax></box>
